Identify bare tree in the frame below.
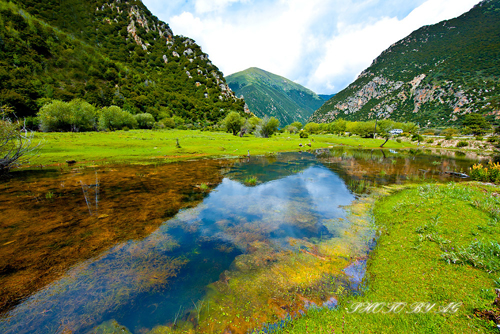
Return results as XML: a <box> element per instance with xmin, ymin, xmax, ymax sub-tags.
<box><xmin>1</xmin><ymin>111</ymin><xmax>41</xmax><ymax>174</ymax></box>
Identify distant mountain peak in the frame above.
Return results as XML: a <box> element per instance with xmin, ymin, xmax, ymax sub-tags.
<box><xmin>226</xmin><ymin>67</ymin><xmax>324</xmax><ymax>125</ymax></box>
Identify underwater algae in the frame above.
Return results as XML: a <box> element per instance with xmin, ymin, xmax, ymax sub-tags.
<box><xmin>0</xmin><ymin>159</ymin><xmax>231</xmax><ymax>316</ymax></box>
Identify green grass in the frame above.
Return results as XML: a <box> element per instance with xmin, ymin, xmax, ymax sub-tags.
<box><xmin>25</xmin><ymin>130</ymin><xmax>415</xmax><ymax>166</ymax></box>
<box><xmin>273</xmin><ymin>183</ymin><xmax>500</xmax><ymax>333</ymax></box>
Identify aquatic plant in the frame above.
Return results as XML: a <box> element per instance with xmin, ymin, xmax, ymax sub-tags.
<box><xmin>200</xmin><ymin>183</ymin><xmax>209</xmax><ymax>191</ymax></box>
<box><xmin>244</xmin><ymin>176</ymin><xmax>258</xmax><ymax>186</ymax></box>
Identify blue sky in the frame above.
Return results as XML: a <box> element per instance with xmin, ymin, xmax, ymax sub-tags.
<box><xmin>143</xmin><ymin>0</ymin><xmax>481</xmax><ymax>94</ymax></box>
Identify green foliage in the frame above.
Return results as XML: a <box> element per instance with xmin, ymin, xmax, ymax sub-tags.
<box><xmin>328</xmin><ymin>118</ymin><xmax>347</xmax><ymax>134</ymax></box>
<box><xmin>303</xmin><ymin>122</ymin><xmax>320</xmax><ymax>134</ymax></box>
<box><xmin>456</xmin><ymin>141</ymin><xmax>468</xmax><ymax>148</ymax></box>
<box><xmin>462</xmin><ymin>113</ymin><xmax>492</xmax><ymax>135</ymax></box>
<box><xmin>290</xmin><ymin>121</ymin><xmax>303</xmax><ymax>130</ymax></box>
<box><xmin>299</xmin><ymin>130</ymin><xmax>308</xmax><ymax>139</ymax></box>
<box><xmin>411</xmin><ymin>134</ymin><xmax>424</xmax><ymax>142</ymax></box>
<box><xmin>346</xmin><ymin>121</ymin><xmax>376</xmax><ymax>138</ymax></box>
<box><xmin>255</xmin><ymin>116</ymin><xmax>279</xmax><ymax>138</ymax></box>
<box><xmin>134</xmin><ymin>113</ymin><xmax>155</xmax><ymax>129</ymax></box>
<box><xmin>242</xmin><ymin>116</ymin><xmax>261</xmax><ymax>134</ymax></box>
<box><xmin>222</xmin><ymin>111</ymin><xmax>244</xmax><ymax>136</ymax></box>
<box><xmin>470</xmin><ymin>161</ymin><xmax>500</xmax><ymax>184</ymax></box>
<box><xmin>98</xmin><ymin>106</ymin><xmax>137</xmax><ymax>131</ymax></box>
<box><xmin>161</xmin><ymin>118</ymin><xmax>175</xmax><ymax>129</ymax></box>
<box><xmin>38</xmin><ymin>99</ymin><xmax>96</xmax><ymax>132</ymax></box>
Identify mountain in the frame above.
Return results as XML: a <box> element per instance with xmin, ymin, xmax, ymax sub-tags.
<box><xmin>226</xmin><ymin>67</ymin><xmax>325</xmax><ymax>126</ymax></box>
<box><xmin>0</xmin><ymin>0</ymin><xmax>244</xmax><ymax>122</ymax></box>
<box><xmin>319</xmin><ymin>94</ymin><xmax>336</xmax><ymax>101</ymax></box>
<box><xmin>310</xmin><ymin>0</ymin><xmax>500</xmax><ymax>127</ymax></box>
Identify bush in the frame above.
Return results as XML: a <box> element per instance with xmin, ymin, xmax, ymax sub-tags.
<box><xmin>98</xmin><ymin>106</ymin><xmax>137</xmax><ymax>131</ymax></box>
<box><xmin>161</xmin><ymin>118</ymin><xmax>175</xmax><ymax>129</ymax></box>
<box><xmin>487</xmin><ymin>136</ymin><xmax>499</xmax><ymax>143</ymax></box>
<box><xmin>411</xmin><ymin>134</ymin><xmax>424</xmax><ymax>142</ymax></box>
<box><xmin>470</xmin><ymin>161</ymin><xmax>500</xmax><ymax>183</ymax></box>
<box><xmin>304</xmin><ymin>122</ymin><xmax>320</xmax><ymax>134</ymax></box>
<box><xmin>456</xmin><ymin>141</ymin><xmax>468</xmax><ymax>148</ymax></box>
<box><xmin>427</xmin><ymin>138</ymin><xmax>434</xmax><ymax>144</ymax></box>
<box><xmin>0</xmin><ymin>120</ymin><xmax>40</xmax><ymax>174</ymax></box>
<box><xmin>23</xmin><ymin>116</ymin><xmax>40</xmax><ymax>131</ymax></box>
<box><xmin>445</xmin><ymin>135</ymin><xmax>453</xmax><ymax>140</ymax></box>
<box><xmin>299</xmin><ymin>130</ymin><xmax>309</xmax><ymax>139</ymax></box>
<box><xmin>255</xmin><ymin>116</ymin><xmax>280</xmax><ymax>138</ymax></box>
<box><xmin>396</xmin><ymin>138</ymin><xmax>401</xmax><ymax>143</ymax></box>
<box><xmin>134</xmin><ymin>113</ymin><xmax>155</xmax><ymax>129</ymax></box>
<box><xmin>38</xmin><ymin>99</ymin><xmax>97</xmax><ymax>132</ymax></box>
<box><xmin>442</xmin><ymin>128</ymin><xmax>459</xmax><ymax>137</ymax></box>
<box><xmin>222</xmin><ymin>111</ymin><xmax>244</xmax><ymax>136</ymax></box>
<box><xmin>475</xmin><ymin>136</ymin><xmax>483</xmax><ymax>141</ymax></box>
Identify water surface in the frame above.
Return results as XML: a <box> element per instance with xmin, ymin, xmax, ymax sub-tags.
<box><xmin>0</xmin><ymin>149</ymin><xmax>482</xmax><ymax>333</ymax></box>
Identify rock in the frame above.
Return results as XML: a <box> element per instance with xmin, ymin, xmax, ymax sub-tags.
<box><xmin>299</xmin><ymin>143</ymin><xmax>303</xmax><ymax>147</ymax></box>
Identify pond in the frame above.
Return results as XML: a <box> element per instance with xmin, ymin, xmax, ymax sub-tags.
<box><xmin>0</xmin><ymin>148</ymin><xmax>483</xmax><ymax>334</ymax></box>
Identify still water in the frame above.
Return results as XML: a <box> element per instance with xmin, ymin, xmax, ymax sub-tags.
<box><xmin>0</xmin><ymin>149</ymin><xmax>482</xmax><ymax>333</ymax></box>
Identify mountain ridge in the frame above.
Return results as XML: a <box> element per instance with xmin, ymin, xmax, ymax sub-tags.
<box><xmin>226</xmin><ymin>67</ymin><xmax>325</xmax><ymax>125</ymax></box>
<box><xmin>310</xmin><ymin>0</ymin><xmax>500</xmax><ymax>127</ymax></box>
<box><xmin>0</xmin><ymin>0</ymin><xmax>244</xmax><ymax>122</ymax></box>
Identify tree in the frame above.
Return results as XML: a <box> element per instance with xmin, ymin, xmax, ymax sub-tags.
<box><xmin>134</xmin><ymin>113</ymin><xmax>155</xmax><ymax>129</ymax></box>
<box><xmin>462</xmin><ymin>113</ymin><xmax>491</xmax><ymax>135</ymax></box>
<box><xmin>290</xmin><ymin>121</ymin><xmax>303</xmax><ymax>130</ymax></box>
<box><xmin>255</xmin><ymin>116</ymin><xmax>279</xmax><ymax>138</ymax></box>
<box><xmin>329</xmin><ymin>119</ymin><xmax>347</xmax><ymax>134</ymax></box>
<box><xmin>1</xmin><ymin>119</ymin><xmax>40</xmax><ymax>174</ymax></box>
<box><xmin>304</xmin><ymin>122</ymin><xmax>320</xmax><ymax>134</ymax></box>
<box><xmin>98</xmin><ymin>106</ymin><xmax>137</xmax><ymax>131</ymax></box>
<box><xmin>222</xmin><ymin>111</ymin><xmax>244</xmax><ymax>136</ymax></box>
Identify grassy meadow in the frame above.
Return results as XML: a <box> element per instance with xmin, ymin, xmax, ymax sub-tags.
<box><xmin>25</xmin><ymin>130</ymin><xmax>416</xmax><ymax>167</ymax></box>
<box><xmin>272</xmin><ymin>183</ymin><xmax>500</xmax><ymax>334</ymax></box>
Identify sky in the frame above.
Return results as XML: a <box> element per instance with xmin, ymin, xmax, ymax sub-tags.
<box><xmin>142</xmin><ymin>0</ymin><xmax>482</xmax><ymax>94</ymax></box>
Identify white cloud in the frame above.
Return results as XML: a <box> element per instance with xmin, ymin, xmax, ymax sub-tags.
<box><xmin>144</xmin><ymin>0</ymin><xmax>481</xmax><ymax>94</ymax></box>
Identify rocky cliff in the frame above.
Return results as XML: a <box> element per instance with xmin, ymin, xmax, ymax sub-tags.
<box><xmin>310</xmin><ymin>0</ymin><xmax>500</xmax><ymax>127</ymax></box>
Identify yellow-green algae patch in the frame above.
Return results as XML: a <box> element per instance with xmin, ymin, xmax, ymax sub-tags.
<box><xmin>146</xmin><ymin>190</ymin><xmax>380</xmax><ymax>334</ymax></box>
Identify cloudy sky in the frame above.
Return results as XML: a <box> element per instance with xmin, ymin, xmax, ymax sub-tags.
<box><xmin>143</xmin><ymin>0</ymin><xmax>481</xmax><ymax>94</ymax></box>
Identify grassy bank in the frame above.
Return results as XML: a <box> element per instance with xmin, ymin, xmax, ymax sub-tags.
<box><xmin>25</xmin><ymin>130</ymin><xmax>415</xmax><ymax>166</ymax></box>
<box><xmin>273</xmin><ymin>183</ymin><xmax>500</xmax><ymax>333</ymax></box>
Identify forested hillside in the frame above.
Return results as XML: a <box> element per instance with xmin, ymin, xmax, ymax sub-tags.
<box><xmin>226</xmin><ymin>67</ymin><xmax>325</xmax><ymax>126</ymax></box>
<box><xmin>310</xmin><ymin>0</ymin><xmax>500</xmax><ymax>127</ymax></box>
<box><xmin>0</xmin><ymin>0</ymin><xmax>244</xmax><ymax>122</ymax></box>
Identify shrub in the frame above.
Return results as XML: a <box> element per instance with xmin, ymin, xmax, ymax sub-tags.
<box><xmin>134</xmin><ymin>113</ymin><xmax>155</xmax><ymax>129</ymax></box>
<box><xmin>304</xmin><ymin>122</ymin><xmax>320</xmax><ymax>134</ymax></box>
<box><xmin>470</xmin><ymin>161</ymin><xmax>500</xmax><ymax>183</ymax></box>
<box><xmin>161</xmin><ymin>118</ymin><xmax>175</xmax><ymax>129</ymax></box>
<box><xmin>427</xmin><ymin>139</ymin><xmax>434</xmax><ymax>144</ymax></box>
<box><xmin>411</xmin><ymin>134</ymin><xmax>424</xmax><ymax>142</ymax></box>
<box><xmin>38</xmin><ymin>99</ymin><xmax>96</xmax><ymax>132</ymax></box>
<box><xmin>456</xmin><ymin>141</ymin><xmax>468</xmax><ymax>148</ymax></box>
<box><xmin>475</xmin><ymin>136</ymin><xmax>483</xmax><ymax>141</ymax></box>
<box><xmin>396</xmin><ymin>138</ymin><xmax>401</xmax><ymax>143</ymax></box>
<box><xmin>299</xmin><ymin>130</ymin><xmax>309</xmax><ymax>139</ymax></box>
<box><xmin>222</xmin><ymin>111</ymin><xmax>244</xmax><ymax>135</ymax></box>
<box><xmin>445</xmin><ymin>135</ymin><xmax>453</xmax><ymax>140</ymax></box>
<box><xmin>442</xmin><ymin>128</ymin><xmax>459</xmax><ymax>137</ymax></box>
<box><xmin>255</xmin><ymin>116</ymin><xmax>280</xmax><ymax>138</ymax></box>
<box><xmin>98</xmin><ymin>106</ymin><xmax>137</xmax><ymax>131</ymax></box>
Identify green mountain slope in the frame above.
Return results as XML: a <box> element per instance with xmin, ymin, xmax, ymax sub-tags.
<box><xmin>226</xmin><ymin>67</ymin><xmax>324</xmax><ymax>126</ymax></box>
<box><xmin>0</xmin><ymin>0</ymin><xmax>244</xmax><ymax>122</ymax></box>
<box><xmin>310</xmin><ymin>0</ymin><xmax>500</xmax><ymax>127</ymax></box>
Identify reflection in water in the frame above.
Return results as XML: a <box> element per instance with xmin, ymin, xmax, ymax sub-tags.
<box><xmin>0</xmin><ymin>150</ymin><xmax>482</xmax><ymax>334</ymax></box>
